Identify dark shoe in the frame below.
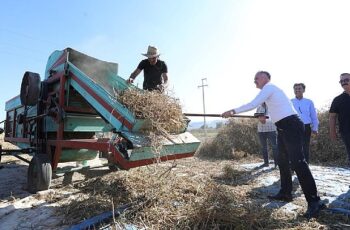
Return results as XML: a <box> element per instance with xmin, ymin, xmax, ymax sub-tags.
<box><xmin>260</xmin><ymin>163</ymin><xmax>269</xmax><ymax>167</ymax></box>
<box><xmin>304</xmin><ymin>201</ymin><xmax>325</xmax><ymax>219</ymax></box>
<box><xmin>268</xmin><ymin>193</ymin><xmax>293</xmax><ymax>202</ymax></box>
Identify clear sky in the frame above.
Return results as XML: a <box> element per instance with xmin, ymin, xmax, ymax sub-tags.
<box><xmin>1</xmin><ymin>0</ymin><xmax>349</xmax><ymax>123</ymax></box>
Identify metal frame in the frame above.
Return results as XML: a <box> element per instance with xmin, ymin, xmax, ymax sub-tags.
<box><xmin>3</xmin><ymin>49</ymin><xmax>199</xmax><ymax>174</ymax></box>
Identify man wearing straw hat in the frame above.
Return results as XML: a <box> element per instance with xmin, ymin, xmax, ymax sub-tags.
<box><xmin>127</xmin><ymin>45</ymin><xmax>168</xmax><ymax>92</ymax></box>
<box><xmin>222</xmin><ymin>71</ymin><xmax>323</xmax><ymax>219</ymax></box>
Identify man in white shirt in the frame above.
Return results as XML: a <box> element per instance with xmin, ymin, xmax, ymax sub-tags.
<box><xmin>291</xmin><ymin>83</ymin><xmax>319</xmax><ymax>163</ymax></box>
<box><xmin>222</xmin><ymin>71</ymin><xmax>323</xmax><ymax>219</ymax></box>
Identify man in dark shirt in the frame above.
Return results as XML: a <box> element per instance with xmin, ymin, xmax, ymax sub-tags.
<box><xmin>127</xmin><ymin>46</ymin><xmax>168</xmax><ymax>92</ymax></box>
<box><xmin>329</xmin><ymin>73</ymin><xmax>350</xmax><ymax>165</ymax></box>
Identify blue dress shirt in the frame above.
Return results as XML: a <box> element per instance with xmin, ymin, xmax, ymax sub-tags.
<box><xmin>291</xmin><ymin>97</ymin><xmax>319</xmax><ymax>132</ymax></box>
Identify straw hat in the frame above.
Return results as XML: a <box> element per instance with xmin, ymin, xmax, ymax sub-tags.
<box><xmin>142</xmin><ymin>46</ymin><xmax>160</xmax><ymax>58</ymax></box>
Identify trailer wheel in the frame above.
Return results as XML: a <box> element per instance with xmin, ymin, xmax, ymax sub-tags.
<box><xmin>27</xmin><ymin>154</ymin><xmax>52</xmax><ymax>193</ymax></box>
<box><xmin>108</xmin><ymin>164</ymin><xmax>120</xmax><ymax>171</ymax></box>
<box><xmin>20</xmin><ymin>71</ymin><xmax>41</xmax><ymax>106</ymax></box>
<box><xmin>108</xmin><ymin>158</ymin><xmax>120</xmax><ymax>171</ymax></box>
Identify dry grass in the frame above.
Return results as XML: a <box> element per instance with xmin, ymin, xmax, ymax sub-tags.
<box><xmin>310</xmin><ymin>109</ymin><xmax>348</xmax><ymax>166</ymax></box>
<box><xmin>117</xmin><ymin>88</ymin><xmax>189</xmax><ymax>157</ymax></box>
<box><xmin>117</xmin><ymin>88</ymin><xmax>187</xmax><ymax>134</ymax></box>
<box><xmin>195</xmin><ymin>118</ymin><xmax>260</xmax><ymax>160</ymax></box>
<box><xmin>195</xmin><ymin>109</ymin><xmax>348</xmax><ymax>167</ymax></box>
<box><xmin>57</xmin><ymin>161</ymin><xmax>269</xmax><ymax>229</ymax></box>
<box><xmin>55</xmin><ymin>159</ymin><xmax>346</xmax><ymax>229</ymax></box>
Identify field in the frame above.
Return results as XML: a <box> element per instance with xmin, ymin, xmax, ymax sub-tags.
<box><xmin>189</xmin><ymin>128</ymin><xmax>219</xmax><ymax>141</ymax></box>
<box><xmin>1</xmin><ymin>126</ymin><xmax>350</xmax><ymax>229</ymax></box>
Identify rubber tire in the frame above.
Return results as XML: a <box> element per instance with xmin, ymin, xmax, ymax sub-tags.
<box><xmin>20</xmin><ymin>71</ymin><xmax>41</xmax><ymax>106</ymax></box>
<box><xmin>108</xmin><ymin>159</ymin><xmax>120</xmax><ymax>171</ymax></box>
<box><xmin>27</xmin><ymin>154</ymin><xmax>52</xmax><ymax>193</ymax></box>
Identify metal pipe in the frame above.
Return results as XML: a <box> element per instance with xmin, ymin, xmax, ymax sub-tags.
<box><xmin>0</xmin><ymin>153</ymin><xmax>31</xmax><ymax>164</ymax></box>
<box><xmin>68</xmin><ymin>203</ymin><xmax>131</xmax><ymax>230</ymax></box>
<box><xmin>198</xmin><ymin>78</ymin><xmax>208</xmax><ymax>137</ymax></box>
<box><xmin>183</xmin><ymin>113</ymin><xmax>256</xmax><ymax>118</ymax></box>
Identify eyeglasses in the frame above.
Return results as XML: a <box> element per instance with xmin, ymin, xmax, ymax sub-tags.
<box><xmin>339</xmin><ymin>78</ymin><xmax>350</xmax><ymax>84</ymax></box>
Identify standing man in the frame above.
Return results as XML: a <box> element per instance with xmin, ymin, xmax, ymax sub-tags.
<box><xmin>127</xmin><ymin>45</ymin><xmax>168</xmax><ymax>92</ymax></box>
<box><xmin>329</xmin><ymin>73</ymin><xmax>350</xmax><ymax>166</ymax></box>
<box><xmin>222</xmin><ymin>71</ymin><xmax>322</xmax><ymax>219</ymax></box>
<box><xmin>291</xmin><ymin>83</ymin><xmax>319</xmax><ymax>163</ymax></box>
<box><xmin>255</xmin><ymin>103</ymin><xmax>278</xmax><ymax>168</ymax></box>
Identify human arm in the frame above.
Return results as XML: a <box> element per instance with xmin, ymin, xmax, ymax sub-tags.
<box><xmin>233</xmin><ymin>84</ymin><xmax>273</xmax><ymax>114</ymax></box>
<box><xmin>157</xmin><ymin>62</ymin><xmax>169</xmax><ymax>91</ymax></box>
<box><xmin>127</xmin><ymin>68</ymin><xmax>142</xmax><ymax>84</ymax></box>
<box><xmin>329</xmin><ymin>112</ymin><xmax>337</xmax><ymax>141</ymax></box>
<box><xmin>258</xmin><ymin>115</ymin><xmax>267</xmax><ymax>124</ymax></box>
<box><xmin>309</xmin><ymin>101</ymin><xmax>319</xmax><ymax>134</ymax></box>
<box><xmin>222</xmin><ymin>109</ymin><xmax>236</xmax><ymax>118</ymax></box>
<box><xmin>157</xmin><ymin>72</ymin><xmax>169</xmax><ymax>91</ymax></box>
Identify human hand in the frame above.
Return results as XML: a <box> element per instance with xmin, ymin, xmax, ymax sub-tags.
<box><xmin>258</xmin><ymin>116</ymin><xmax>267</xmax><ymax>124</ymax></box>
<box><xmin>156</xmin><ymin>84</ymin><xmax>165</xmax><ymax>92</ymax></box>
<box><xmin>222</xmin><ymin>110</ymin><xmax>235</xmax><ymax>118</ymax></box>
<box><xmin>127</xmin><ymin>78</ymin><xmax>134</xmax><ymax>84</ymax></box>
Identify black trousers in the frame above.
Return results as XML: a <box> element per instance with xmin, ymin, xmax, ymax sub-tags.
<box><xmin>341</xmin><ymin>133</ymin><xmax>350</xmax><ymax>164</ymax></box>
<box><xmin>275</xmin><ymin>115</ymin><xmax>319</xmax><ymax>203</ymax></box>
<box><xmin>303</xmin><ymin>124</ymin><xmax>312</xmax><ymax>163</ymax></box>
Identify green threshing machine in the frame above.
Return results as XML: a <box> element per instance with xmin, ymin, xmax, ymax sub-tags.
<box><xmin>1</xmin><ymin>48</ymin><xmax>200</xmax><ymax>193</ymax></box>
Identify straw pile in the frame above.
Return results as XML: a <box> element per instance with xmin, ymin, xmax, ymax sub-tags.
<box><xmin>117</xmin><ymin>88</ymin><xmax>187</xmax><ymax>134</ymax></box>
<box><xmin>196</xmin><ymin>118</ymin><xmax>260</xmax><ymax>159</ymax></box>
<box><xmin>57</xmin><ymin>162</ymin><xmax>273</xmax><ymax>229</ymax></box>
<box><xmin>310</xmin><ymin>109</ymin><xmax>348</xmax><ymax>166</ymax></box>
<box><xmin>55</xmin><ymin>159</ymin><xmax>343</xmax><ymax>229</ymax></box>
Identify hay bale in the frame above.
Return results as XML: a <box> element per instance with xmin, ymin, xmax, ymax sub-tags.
<box><xmin>310</xmin><ymin>109</ymin><xmax>348</xmax><ymax>165</ymax></box>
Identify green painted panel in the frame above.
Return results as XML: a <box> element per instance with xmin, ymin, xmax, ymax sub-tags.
<box><xmin>45</xmin><ymin>115</ymin><xmax>112</xmax><ymax>132</ymax></box>
<box><xmin>64</xmin><ymin>116</ymin><xmax>111</xmax><ymax>132</ymax></box>
<box><xmin>129</xmin><ymin>142</ymin><xmax>200</xmax><ymax>161</ymax></box>
<box><xmin>5</xmin><ymin>96</ymin><xmax>21</xmax><ymax>111</ymax></box>
<box><xmin>59</xmin><ymin>149</ymin><xmax>98</xmax><ymax>162</ymax></box>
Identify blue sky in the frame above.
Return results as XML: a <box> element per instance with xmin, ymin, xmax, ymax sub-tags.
<box><xmin>1</xmin><ymin>0</ymin><xmax>350</xmax><ymax>123</ymax></box>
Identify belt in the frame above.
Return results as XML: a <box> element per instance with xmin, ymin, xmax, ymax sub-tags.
<box><xmin>275</xmin><ymin>114</ymin><xmax>298</xmax><ymax>127</ymax></box>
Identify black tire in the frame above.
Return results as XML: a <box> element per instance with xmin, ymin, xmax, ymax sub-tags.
<box><xmin>108</xmin><ymin>159</ymin><xmax>120</xmax><ymax>171</ymax></box>
<box><xmin>20</xmin><ymin>72</ymin><xmax>41</xmax><ymax>106</ymax></box>
<box><xmin>27</xmin><ymin>154</ymin><xmax>52</xmax><ymax>193</ymax></box>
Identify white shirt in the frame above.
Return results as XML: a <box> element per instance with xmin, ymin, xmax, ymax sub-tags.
<box><xmin>256</xmin><ymin>104</ymin><xmax>277</xmax><ymax>132</ymax></box>
<box><xmin>234</xmin><ymin>82</ymin><xmax>297</xmax><ymax>123</ymax></box>
<box><xmin>257</xmin><ymin>119</ymin><xmax>277</xmax><ymax>132</ymax></box>
<box><xmin>291</xmin><ymin>98</ymin><xmax>319</xmax><ymax>131</ymax></box>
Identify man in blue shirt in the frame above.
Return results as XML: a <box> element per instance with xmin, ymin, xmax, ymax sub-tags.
<box><xmin>291</xmin><ymin>83</ymin><xmax>319</xmax><ymax>163</ymax></box>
